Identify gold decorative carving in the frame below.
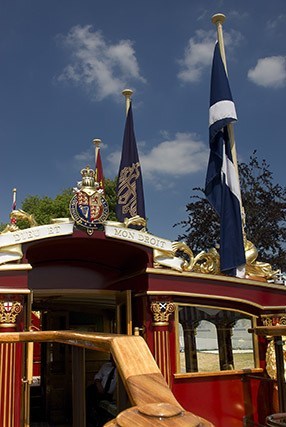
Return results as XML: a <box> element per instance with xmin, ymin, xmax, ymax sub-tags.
<box><xmin>151</xmin><ymin>301</ymin><xmax>175</xmax><ymax>325</ymax></box>
<box><xmin>171</xmin><ymin>242</ymin><xmax>220</xmax><ymax>274</ymax></box>
<box><xmin>265</xmin><ymin>339</ymin><xmax>286</xmax><ymax>381</ymax></box>
<box><xmin>0</xmin><ymin>209</ymin><xmax>38</xmax><ymax>234</ymax></box>
<box><xmin>261</xmin><ymin>314</ymin><xmax>286</xmax><ymax>327</ymax></box>
<box><xmin>124</xmin><ymin>215</ymin><xmax>146</xmax><ymax>231</ymax></box>
<box><xmin>244</xmin><ymin>240</ymin><xmax>279</xmax><ymax>279</ymax></box>
<box><xmin>0</xmin><ymin>301</ymin><xmax>23</xmax><ymax>326</ymax></box>
<box><xmin>262</xmin><ymin>314</ymin><xmax>286</xmax><ymax>380</ymax></box>
<box><xmin>10</xmin><ymin>209</ymin><xmax>38</xmax><ymax>227</ymax></box>
<box><xmin>153</xmin><ymin>238</ymin><xmax>278</xmax><ymax>281</ymax></box>
<box><xmin>266</xmin><ymin>339</ymin><xmax>277</xmax><ymax>380</ymax></box>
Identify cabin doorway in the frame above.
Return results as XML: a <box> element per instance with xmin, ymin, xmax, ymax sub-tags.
<box><xmin>29</xmin><ymin>290</ymin><xmax>131</xmax><ymax>426</ymax></box>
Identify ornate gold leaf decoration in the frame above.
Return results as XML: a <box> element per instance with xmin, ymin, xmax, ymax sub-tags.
<box><xmin>150</xmin><ymin>301</ymin><xmax>175</xmax><ymax>326</ymax></box>
<box><xmin>266</xmin><ymin>339</ymin><xmax>278</xmax><ymax>380</ymax></box>
<box><xmin>154</xmin><ymin>238</ymin><xmax>278</xmax><ymax>281</ymax></box>
<box><xmin>123</xmin><ymin>215</ymin><xmax>146</xmax><ymax>230</ymax></box>
<box><xmin>171</xmin><ymin>242</ymin><xmax>220</xmax><ymax>274</ymax></box>
<box><xmin>10</xmin><ymin>209</ymin><xmax>38</xmax><ymax>227</ymax></box>
<box><xmin>244</xmin><ymin>240</ymin><xmax>279</xmax><ymax>279</ymax></box>
<box><xmin>262</xmin><ymin>314</ymin><xmax>286</xmax><ymax>380</ymax></box>
<box><xmin>0</xmin><ymin>301</ymin><xmax>23</xmax><ymax>326</ymax></box>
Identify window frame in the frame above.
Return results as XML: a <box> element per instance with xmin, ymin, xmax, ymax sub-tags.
<box><xmin>174</xmin><ymin>302</ymin><xmax>261</xmax><ymax>376</ymax></box>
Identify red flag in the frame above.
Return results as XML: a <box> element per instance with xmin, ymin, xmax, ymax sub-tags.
<box><xmin>95</xmin><ymin>148</ymin><xmax>105</xmax><ymax>192</ymax></box>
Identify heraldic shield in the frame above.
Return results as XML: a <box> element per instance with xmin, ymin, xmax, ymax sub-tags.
<box><xmin>70</xmin><ymin>166</ymin><xmax>109</xmax><ymax>233</ymax></box>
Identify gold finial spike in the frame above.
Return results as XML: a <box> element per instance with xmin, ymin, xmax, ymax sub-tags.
<box><xmin>211</xmin><ymin>13</ymin><xmax>226</xmax><ymax>26</ymax></box>
<box><xmin>122</xmin><ymin>88</ymin><xmax>133</xmax><ymax>116</ymax></box>
<box><xmin>92</xmin><ymin>138</ymin><xmax>101</xmax><ymax>148</ymax></box>
<box><xmin>92</xmin><ymin>138</ymin><xmax>101</xmax><ymax>163</ymax></box>
<box><xmin>12</xmin><ymin>188</ymin><xmax>17</xmax><ymax>207</ymax></box>
<box><xmin>211</xmin><ymin>13</ymin><xmax>227</xmax><ymax>73</ymax></box>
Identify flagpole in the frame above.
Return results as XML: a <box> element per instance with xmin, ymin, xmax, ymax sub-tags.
<box><xmin>12</xmin><ymin>188</ymin><xmax>17</xmax><ymax>210</ymax></box>
<box><xmin>212</xmin><ymin>14</ymin><xmax>241</xmax><ymax>202</ymax></box>
<box><xmin>122</xmin><ymin>88</ymin><xmax>133</xmax><ymax>116</ymax></box>
<box><xmin>92</xmin><ymin>138</ymin><xmax>101</xmax><ymax>163</ymax></box>
<box><xmin>11</xmin><ymin>187</ymin><xmax>17</xmax><ymax>225</ymax></box>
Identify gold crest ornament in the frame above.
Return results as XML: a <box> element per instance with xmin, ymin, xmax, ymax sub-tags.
<box><xmin>70</xmin><ymin>166</ymin><xmax>109</xmax><ymax>234</ymax></box>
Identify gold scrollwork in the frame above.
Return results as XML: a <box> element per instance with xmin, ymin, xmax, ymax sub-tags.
<box><xmin>0</xmin><ymin>301</ymin><xmax>23</xmax><ymax>326</ymax></box>
<box><xmin>245</xmin><ymin>240</ymin><xmax>279</xmax><ymax>279</ymax></box>
<box><xmin>261</xmin><ymin>314</ymin><xmax>286</xmax><ymax>327</ymax></box>
<box><xmin>10</xmin><ymin>209</ymin><xmax>38</xmax><ymax>227</ymax></box>
<box><xmin>266</xmin><ymin>339</ymin><xmax>277</xmax><ymax>380</ymax></box>
<box><xmin>123</xmin><ymin>215</ymin><xmax>147</xmax><ymax>230</ymax></box>
<box><xmin>154</xmin><ymin>238</ymin><xmax>278</xmax><ymax>281</ymax></box>
<box><xmin>263</xmin><ymin>314</ymin><xmax>286</xmax><ymax>381</ymax></box>
<box><xmin>150</xmin><ymin>301</ymin><xmax>175</xmax><ymax>325</ymax></box>
<box><xmin>266</xmin><ymin>338</ymin><xmax>286</xmax><ymax>381</ymax></box>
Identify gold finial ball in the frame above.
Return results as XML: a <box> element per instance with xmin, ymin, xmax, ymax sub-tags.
<box><xmin>211</xmin><ymin>13</ymin><xmax>226</xmax><ymax>25</ymax></box>
<box><xmin>122</xmin><ymin>88</ymin><xmax>133</xmax><ymax>98</ymax></box>
<box><xmin>92</xmin><ymin>138</ymin><xmax>101</xmax><ymax>147</ymax></box>
<box><xmin>13</xmin><ymin>188</ymin><xmax>17</xmax><ymax>192</ymax></box>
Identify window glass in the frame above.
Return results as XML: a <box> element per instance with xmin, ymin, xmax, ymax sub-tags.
<box><xmin>196</xmin><ymin>320</ymin><xmax>220</xmax><ymax>372</ymax></box>
<box><xmin>232</xmin><ymin>318</ymin><xmax>254</xmax><ymax>370</ymax></box>
<box><xmin>178</xmin><ymin>305</ymin><xmax>255</xmax><ymax>373</ymax></box>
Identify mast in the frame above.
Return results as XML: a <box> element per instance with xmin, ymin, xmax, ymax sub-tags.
<box><xmin>211</xmin><ymin>14</ymin><xmax>241</xmax><ymax>202</ymax></box>
<box><xmin>92</xmin><ymin>138</ymin><xmax>101</xmax><ymax>165</ymax></box>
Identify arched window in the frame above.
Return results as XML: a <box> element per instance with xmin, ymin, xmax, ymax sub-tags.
<box><xmin>177</xmin><ymin>304</ymin><xmax>256</xmax><ymax>373</ymax></box>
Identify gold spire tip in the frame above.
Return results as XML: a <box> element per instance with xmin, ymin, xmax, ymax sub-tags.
<box><xmin>13</xmin><ymin>188</ymin><xmax>17</xmax><ymax>192</ymax></box>
<box><xmin>122</xmin><ymin>88</ymin><xmax>133</xmax><ymax>98</ymax></box>
<box><xmin>211</xmin><ymin>13</ymin><xmax>226</xmax><ymax>26</ymax></box>
<box><xmin>92</xmin><ymin>138</ymin><xmax>101</xmax><ymax>147</ymax></box>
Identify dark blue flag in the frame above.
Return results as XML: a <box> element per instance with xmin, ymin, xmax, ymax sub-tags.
<box><xmin>205</xmin><ymin>42</ymin><xmax>245</xmax><ymax>277</ymax></box>
<box><xmin>116</xmin><ymin>103</ymin><xmax>146</xmax><ymax>222</ymax></box>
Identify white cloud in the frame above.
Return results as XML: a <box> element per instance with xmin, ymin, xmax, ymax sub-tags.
<box><xmin>267</xmin><ymin>14</ymin><xmax>286</xmax><ymax>30</ymax></box>
<box><xmin>108</xmin><ymin>132</ymin><xmax>208</xmax><ymax>186</ymax></box>
<box><xmin>228</xmin><ymin>10</ymin><xmax>249</xmax><ymax>21</ymax></box>
<box><xmin>73</xmin><ymin>142</ymin><xmax>108</xmax><ymax>170</ymax></box>
<box><xmin>178</xmin><ymin>30</ymin><xmax>215</xmax><ymax>83</ymax></box>
<box><xmin>74</xmin><ymin>148</ymin><xmax>93</xmax><ymax>164</ymax></box>
<box><xmin>178</xmin><ymin>29</ymin><xmax>243</xmax><ymax>83</ymax></box>
<box><xmin>248</xmin><ymin>56</ymin><xmax>286</xmax><ymax>88</ymax></box>
<box><xmin>141</xmin><ymin>133</ymin><xmax>208</xmax><ymax>178</ymax></box>
<box><xmin>57</xmin><ymin>25</ymin><xmax>146</xmax><ymax>100</ymax></box>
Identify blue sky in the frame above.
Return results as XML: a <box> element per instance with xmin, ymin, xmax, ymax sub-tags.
<box><xmin>0</xmin><ymin>0</ymin><xmax>285</xmax><ymax>241</ymax></box>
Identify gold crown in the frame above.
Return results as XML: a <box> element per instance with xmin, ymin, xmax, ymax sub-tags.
<box><xmin>80</xmin><ymin>166</ymin><xmax>95</xmax><ymax>187</ymax></box>
<box><xmin>81</xmin><ymin>166</ymin><xmax>95</xmax><ymax>178</ymax></box>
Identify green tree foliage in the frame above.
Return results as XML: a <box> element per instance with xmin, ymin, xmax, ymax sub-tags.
<box><xmin>175</xmin><ymin>152</ymin><xmax>286</xmax><ymax>271</ymax></box>
<box><xmin>104</xmin><ymin>177</ymin><xmax>117</xmax><ymax>221</ymax></box>
<box><xmin>21</xmin><ymin>189</ymin><xmax>73</xmax><ymax>226</ymax></box>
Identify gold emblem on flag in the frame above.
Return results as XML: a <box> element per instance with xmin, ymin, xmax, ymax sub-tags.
<box><xmin>117</xmin><ymin>162</ymin><xmax>140</xmax><ymax>216</ymax></box>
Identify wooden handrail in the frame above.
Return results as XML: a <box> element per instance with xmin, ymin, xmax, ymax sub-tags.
<box><xmin>0</xmin><ymin>331</ymin><xmax>214</xmax><ymax>426</ymax></box>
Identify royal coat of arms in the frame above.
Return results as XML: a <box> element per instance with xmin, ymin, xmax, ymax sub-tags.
<box><xmin>70</xmin><ymin>166</ymin><xmax>109</xmax><ymax>233</ymax></box>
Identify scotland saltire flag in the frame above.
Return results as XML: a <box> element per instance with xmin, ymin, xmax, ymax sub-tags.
<box><xmin>116</xmin><ymin>102</ymin><xmax>146</xmax><ymax>222</ymax></box>
<box><xmin>205</xmin><ymin>42</ymin><xmax>245</xmax><ymax>277</ymax></box>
